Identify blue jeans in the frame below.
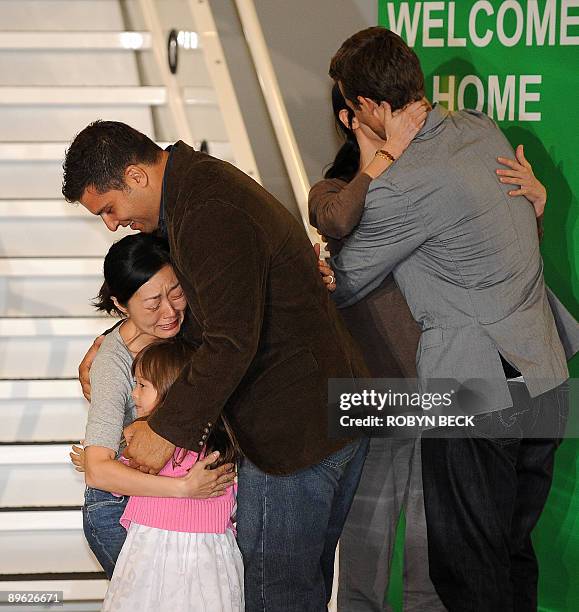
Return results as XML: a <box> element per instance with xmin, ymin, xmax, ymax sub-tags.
<box><xmin>237</xmin><ymin>438</ymin><xmax>370</xmax><ymax>612</ymax></box>
<box><xmin>82</xmin><ymin>486</ymin><xmax>128</xmax><ymax>579</ymax></box>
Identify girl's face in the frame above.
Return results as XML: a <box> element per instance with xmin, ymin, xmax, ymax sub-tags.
<box><xmin>117</xmin><ymin>264</ymin><xmax>187</xmax><ymax>339</ymax></box>
<box><xmin>132</xmin><ymin>370</ymin><xmax>158</xmax><ymax>418</ymax></box>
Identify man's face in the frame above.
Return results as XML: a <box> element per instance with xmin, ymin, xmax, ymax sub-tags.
<box><xmin>80</xmin><ymin>166</ymin><xmax>160</xmax><ymax>233</ymax></box>
<box><xmin>339</xmin><ymin>82</ymin><xmax>387</xmax><ymax>140</ymax></box>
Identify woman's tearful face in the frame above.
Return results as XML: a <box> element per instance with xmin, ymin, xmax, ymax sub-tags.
<box><xmin>126</xmin><ymin>264</ymin><xmax>187</xmax><ymax>339</ymax></box>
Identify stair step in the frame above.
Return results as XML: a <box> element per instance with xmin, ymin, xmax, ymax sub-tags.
<box><xmin>0</xmin><ymin>380</ymin><xmax>88</xmax><ymax>444</ymax></box>
<box><xmin>0</xmin><ymin>140</ymin><xmax>231</xmax><ymax>161</ymax></box>
<box><xmin>0</xmin><ymin>318</ymin><xmax>112</xmax><ymax>378</ymax></box>
<box><xmin>0</xmin><ymin>200</ymin><xmax>90</xmax><ymax>218</ymax></box>
<box><xmin>0</xmin><ymin>445</ymin><xmax>79</xmax><ymax>466</ymax></box>
<box><xmin>0</xmin><ymin>201</ymin><xmax>133</xmax><ymax>258</ymax></box>
<box><xmin>0</xmin><ymin>400</ymin><xmax>85</xmax><ymax>443</ymax></box>
<box><xmin>0</xmin><ymin>317</ymin><xmax>111</xmax><ymax>337</ymax></box>
<box><xmin>0</xmin><ymin>379</ymin><xmax>80</xmax><ymax>400</ymax></box>
<box><xmin>0</xmin><ymin>510</ymin><xmax>82</xmax><ymax>531</ymax></box>
<box><xmin>0</xmin><ymin>30</ymin><xmax>152</xmax><ymax>50</ymax></box>
<box><xmin>0</xmin><ymin>86</ymin><xmax>216</xmax><ymax>106</ymax></box>
<box><xmin>0</xmin><ymin>379</ymin><xmax>85</xmax><ymax>444</ymax></box>
<box><xmin>0</xmin><ymin>274</ymin><xmax>109</xmax><ymax>317</ymax></box>
<box><xmin>0</xmin><ymin>509</ymin><xmax>102</xmax><ymax>574</ymax></box>
<box><xmin>0</xmin><ymin>379</ymin><xmax>85</xmax><ymax>443</ymax></box>
<box><xmin>0</xmin><ymin>0</ymin><xmax>137</xmax><ymax>32</ymax></box>
<box><xmin>0</xmin><ymin>460</ymin><xmax>84</xmax><ymax>508</ymax></box>
<box><xmin>0</xmin><ymin>442</ymin><xmax>85</xmax><ymax>507</ymax></box>
<box><xmin>0</xmin><ymin>107</ymin><xmax>155</xmax><ymax>142</ymax></box>
<box><xmin>0</xmin><ymin>259</ymin><xmax>103</xmax><ymax>277</ymax></box>
<box><xmin>0</xmin><ymin>577</ymin><xmax>107</xmax><ymax>605</ymax></box>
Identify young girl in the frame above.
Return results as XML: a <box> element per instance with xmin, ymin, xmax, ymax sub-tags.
<box><xmin>102</xmin><ymin>338</ymin><xmax>243</xmax><ymax>612</ymax></box>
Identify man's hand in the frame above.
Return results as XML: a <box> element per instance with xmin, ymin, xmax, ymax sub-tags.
<box><xmin>178</xmin><ymin>451</ymin><xmax>237</xmax><ymax>498</ymax></box>
<box><xmin>313</xmin><ymin>243</ymin><xmax>336</xmax><ymax>292</ymax></box>
<box><xmin>79</xmin><ymin>335</ymin><xmax>105</xmax><ymax>401</ymax></box>
<box><xmin>496</xmin><ymin>144</ymin><xmax>547</xmax><ymax>218</ymax></box>
<box><xmin>123</xmin><ymin>421</ymin><xmax>176</xmax><ymax>474</ymax></box>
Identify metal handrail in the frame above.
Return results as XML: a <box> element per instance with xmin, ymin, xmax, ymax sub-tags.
<box><xmin>187</xmin><ymin>0</ymin><xmax>261</xmax><ymax>183</ymax></box>
<box><xmin>137</xmin><ymin>0</ymin><xmax>194</xmax><ymax>144</ymax></box>
<box><xmin>234</xmin><ymin>0</ymin><xmax>318</xmax><ymax>243</ymax></box>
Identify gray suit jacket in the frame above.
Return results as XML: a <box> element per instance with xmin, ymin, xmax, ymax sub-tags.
<box><xmin>331</xmin><ymin>104</ymin><xmax>575</xmax><ymax>411</ymax></box>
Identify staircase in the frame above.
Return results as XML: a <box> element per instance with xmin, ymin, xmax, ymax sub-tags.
<box><xmin>0</xmin><ymin>0</ymin><xmax>250</xmax><ymax>608</ymax></box>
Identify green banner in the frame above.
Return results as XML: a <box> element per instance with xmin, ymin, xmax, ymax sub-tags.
<box><xmin>377</xmin><ymin>2</ymin><xmax>579</xmax><ymax>610</ymax></box>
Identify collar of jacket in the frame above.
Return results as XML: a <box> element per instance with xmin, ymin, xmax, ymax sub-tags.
<box><xmin>413</xmin><ymin>103</ymin><xmax>448</xmax><ymax>142</ymax></box>
<box><xmin>161</xmin><ymin>140</ymin><xmax>205</xmax><ymax>221</ymax></box>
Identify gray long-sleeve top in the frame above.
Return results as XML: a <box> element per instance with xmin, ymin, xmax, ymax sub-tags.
<box><xmin>84</xmin><ymin>324</ymin><xmax>136</xmax><ymax>456</ymax></box>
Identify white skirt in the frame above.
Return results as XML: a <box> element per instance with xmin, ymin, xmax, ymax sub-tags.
<box><xmin>102</xmin><ymin>524</ymin><xmax>244</xmax><ymax>612</ymax></box>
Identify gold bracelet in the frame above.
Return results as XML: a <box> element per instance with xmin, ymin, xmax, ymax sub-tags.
<box><xmin>375</xmin><ymin>149</ymin><xmax>396</xmax><ymax>162</ymax></box>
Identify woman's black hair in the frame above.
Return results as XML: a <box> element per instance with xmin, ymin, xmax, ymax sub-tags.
<box><xmin>324</xmin><ymin>83</ymin><xmax>361</xmax><ymax>182</ymax></box>
<box><xmin>93</xmin><ymin>234</ymin><xmax>172</xmax><ymax>317</ymax></box>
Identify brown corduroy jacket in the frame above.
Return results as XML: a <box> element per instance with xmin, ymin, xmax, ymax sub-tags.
<box><xmin>147</xmin><ymin>142</ymin><xmax>369</xmax><ymax>475</ymax></box>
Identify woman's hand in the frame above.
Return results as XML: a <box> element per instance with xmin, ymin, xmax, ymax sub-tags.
<box><xmin>313</xmin><ymin>243</ymin><xmax>336</xmax><ymax>292</ymax></box>
<box><xmin>69</xmin><ymin>441</ymin><xmax>86</xmax><ymax>472</ymax></box>
<box><xmin>496</xmin><ymin>144</ymin><xmax>546</xmax><ymax>218</ymax></box>
<box><xmin>356</xmin><ymin>124</ymin><xmax>387</xmax><ymax>169</ymax></box>
<box><xmin>177</xmin><ymin>451</ymin><xmax>237</xmax><ymax>498</ymax></box>
<box><xmin>358</xmin><ymin>100</ymin><xmax>428</xmax><ymax>180</ymax></box>
<box><xmin>374</xmin><ymin>99</ymin><xmax>428</xmax><ymax>160</ymax></box>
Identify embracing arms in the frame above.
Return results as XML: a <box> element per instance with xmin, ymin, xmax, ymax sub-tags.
<box><xmin>82</xmin><ymin>445</ymin><xmax>233</xmax><ymax>499</ymax></box>
<box><xmin>77</xmin><ymin>338</ymin><xmax>234</xmax><ymax>496</ymax></box>
<box><xmin>310</xmin><ymin>136</ymin><xmax>547</xmax><ymax>246</ymax></box>
<box><xmin>329</xmin><ymin>181</ymin><xmax>427</xmax><ymax>309</ymax></box>
<box><xmin>146</xmin><ymin>201</ymin><xmax>266</xmax><ymax>446</ymax></box>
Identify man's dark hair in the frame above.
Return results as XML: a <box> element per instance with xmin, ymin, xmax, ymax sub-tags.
<box><xmin>329</xmin><ymin>26</ymin><xmax>424</xmax><ymax>111</ymax></box>
<box><xmin>62</xmin><ymin>120</ymin><xmax>162</xmax><ymax>202</ymax></box>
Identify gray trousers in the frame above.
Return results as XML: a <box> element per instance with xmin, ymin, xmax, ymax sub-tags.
<box><xmin>337</xmin><ymin>437</ymin><xmax>445</xmax><ymax>612</ymax></box>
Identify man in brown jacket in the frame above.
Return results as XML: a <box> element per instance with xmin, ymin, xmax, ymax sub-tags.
<box><xmin>63</xmin><ymin>121</ymin><xmax>369</xmax><ymax>611</ymax></box>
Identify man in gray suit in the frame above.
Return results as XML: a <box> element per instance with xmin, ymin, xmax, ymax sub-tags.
<box><xmin>329</xmin><ymin>27</ymin><xmax>576</xmax><ymax>611</ymax></box>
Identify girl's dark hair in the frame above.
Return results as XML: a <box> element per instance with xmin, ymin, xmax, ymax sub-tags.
<box><xmin>324</xmin><ymin>83</ymin><xmax>361</xmax><ymax>182</ymax></box>
<box><xmin>94</xmin><ymin>233</ymin><xmax>172</xmax><ymax>317</ymax></box>
<box><xmin>132</xmin><ymin>338</ymin><xmax>240</xmax><ymax>469</ymax></box>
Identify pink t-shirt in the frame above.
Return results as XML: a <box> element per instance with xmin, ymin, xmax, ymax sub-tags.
<box><xmin>118</xmin><ymin>449</ymin><xmax>236</xmax><ymax>534</ymax></box>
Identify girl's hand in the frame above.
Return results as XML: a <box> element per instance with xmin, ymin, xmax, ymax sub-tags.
<box><xmin>374</xmin><ymin>99</ymin><xmax>428</xmax><ymax>160</ymax></box>
<box><xmin>69</xmin><ymin>441</ymin><xmax>86</xmax><ymax>472</ymax></box>
<box><xmin>496</xmin><ymin>144</ymin><xmax>546</xmax><ymax>218</ymax></box>
<box><xmin>178</xmin><ymin>451</ymin><xmax>237</xmax><ymax>499</ymax></box>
